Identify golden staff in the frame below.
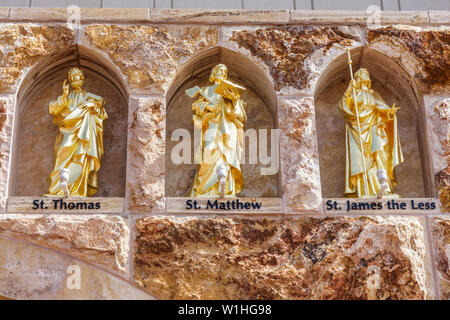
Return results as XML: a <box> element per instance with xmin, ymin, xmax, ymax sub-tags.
<box><xmin>346</xmin><ymin>48</ymin><xmax>369</xmax><ymax>195</ymax></box>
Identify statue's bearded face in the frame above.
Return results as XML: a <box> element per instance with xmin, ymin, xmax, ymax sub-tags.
<box><xmin>210</xmin><ymin>64</ymin><xmax>228</xmax><ymax>83</ymax></box>
<box><xmin>69</xmin><ymin>69</ymin><xmax>84</xmax><ymax>89</ymax></box>
<box><xmin>215</xmin><ymin>66</ymin><xmax>227</xmax><ymax>81</ymax></box>
<box><xmin>356</xmin><ymin>70</ymin><xmax>371</xmax><ymax>88</ymax></box>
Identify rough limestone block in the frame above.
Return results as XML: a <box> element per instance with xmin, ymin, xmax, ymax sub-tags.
<box><xmin>0</xmin><ymin>24</ymin><xmax>75</xmax><ymax>93</ymax></box>
<box><xmin>0</xmin><ymin>214</ymin><xmax>130</xmax><ymax>274</ymax></box>
<box><xmin>225</xmin><ymin>26</ymin><xmax>360</xmax><ymax>95</ymax></box>
<box><xmin>424</xmin><ymin>96</ymin><xmax>449</xmax><ymax>211</ymax></box>
<box><xmin>367</xmin><ymin>26</ymin><xmax>450</xmax><ymax>91</ymax></box>
<box><xmin>126</xmin><ymin>96</ymin><xmax>165</xmax><ymax>214</ymax></box>
<box><xmin>83</xmin><ymin>24</ymin><xmax>218</xmax><ymax>94</ymax></box>
<box><xmin>0</xmin><ymin>96</ymin><xmax>13</xmax><ymax>211</ymax></box>
<box><xmin>134</xmin><ymin>216</ymin><xmax>432</xmax><ymax>299</ymax></box>
<box><xmin>279</xmin><ymin>97</ymin><xmax>321</xmax><ymax>213</ymax></box>
<box><xmin>0</xmin><ymin>238</ymin><xmax>72</xmax><ymax>299</ymax></box>
<box><xmin>431</xmin><ymin>217</ymin><xmax>450</xmax><ymax>299</ymax></box>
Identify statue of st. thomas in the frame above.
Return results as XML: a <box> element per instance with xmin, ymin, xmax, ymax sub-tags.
<box><xmin>45</xmin><ymin>68</ymin><xmax>107</xmax><ymax>197</ymax></box>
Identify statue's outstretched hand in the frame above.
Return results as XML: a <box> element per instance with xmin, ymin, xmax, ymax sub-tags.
<box><xmin>346</xmin><ymin>79</ymin><xmax>358</xmax><ymax>95</ymax></box>
<box><xmin>82</xmin><ymin>101</ymin><xmax>96</xmax><ymax>113</ymax></box>
<box><xmin>387</xmin><ymin>103</ymin><xmax>400</xmax><ymax>119</ymax></box>
<box><xmin>223</xmin><ymin>88</ymin><xmax>238</xmax><ymax>101</ymax></box>
<box><xmin>205</xmin><ymin>103</ymin><xmax>220</xmax><ymax>113</ymax></box>
<box><xmin>390</xmin><ymin>103</ymin><xmax>400</xmax><ymax>114</ymax></box>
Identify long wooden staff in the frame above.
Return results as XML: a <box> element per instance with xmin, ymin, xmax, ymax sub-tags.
<box><xmin>346</xmin><ymin>48</ymin><xmax>369</xmax><ymax>195</ymax></box>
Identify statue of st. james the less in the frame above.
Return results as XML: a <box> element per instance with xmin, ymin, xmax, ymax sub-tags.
<box><xmin>339</xmin><ymin>63</ymin><xmax>404</xmax><ymax>198</ymax></box>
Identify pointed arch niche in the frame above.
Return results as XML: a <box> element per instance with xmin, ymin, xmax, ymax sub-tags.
<box><xmin>9</xmin><ymin>45</ymin><xmax>129</xmax><ymax>198</ymax></box>
<box><xmin>165</xmin><ymin>47</ymin><xmax>279</xmax><ymax>198</ymax></box>
<box><xmin>314</xmin><ymin>47</ymin><xmax>432</xmax><ymax>198</ymax></box>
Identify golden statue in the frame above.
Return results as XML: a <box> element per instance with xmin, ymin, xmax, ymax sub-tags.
<box><xmin>339</xmin><ymin>51</ymin><xmax>403</xmax><ymax>198</ymax></box>
<box><xmin>186</xmin><ymin>64</ymin><xmax>247</xmax><ymax>197</ymax></box>
<box><xmin>45</xmin><ymin>67</ymin><xmax>107</xmax><ymax>197</ymax></box>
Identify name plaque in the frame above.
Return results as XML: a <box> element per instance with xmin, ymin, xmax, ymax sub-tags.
<box><xmin>167</xmin><ymin>197</ymin><xmax>282</xmax><ymax>214</ymax></box>
<box><xmin>6</xmin><ymin>197</ymin><xmax>124</xmax><ymax>214</ymax></box>
<box><xmin>324</xmin><ymin>198</ymin><xmax>441</xmax><ymax>214</ymax></box>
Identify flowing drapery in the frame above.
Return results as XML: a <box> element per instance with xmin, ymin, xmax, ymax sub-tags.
<box><xmin>190</xmin><ymin>84</ymin><xmax>246</xmax><ymax>197</ymax></box>
<box><xmin>45</xmin><ymin>90</ymin><xmax>107</xmax><ymax>197</ymax></box>
<box><xmin>339</xmin><ymin>84</ymin><xmax>403</xmax><ymax>197</ymax></box>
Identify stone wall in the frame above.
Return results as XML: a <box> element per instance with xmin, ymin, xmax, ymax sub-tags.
<box><xmin>0</xmin><ymin>8</ymin><xmax>448</xmax><ymax>300</ymax></box>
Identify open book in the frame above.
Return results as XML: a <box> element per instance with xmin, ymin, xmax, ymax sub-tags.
<box><xmin>214</xmin><ymin>79</ymin><xmax>246</xmax><ymax>97</ymax></box>
<box><xmin>186</xmin><ymin>80</ymin><xmax>246</xmax><ymax>102</ymax></box>
<box><xmin>185</xmin><ymin>85</ymin><xmax>202</xmax><ymax>98</ymax></box>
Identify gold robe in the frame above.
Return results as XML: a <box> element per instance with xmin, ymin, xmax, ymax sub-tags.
<box><xmin>190</xmin><ymin>84</ymin><xmax>247</xmax><ymax>197</ymax></box>
<box><xmin>339</xmin><ymin>84</ymin><xmax>403</xmax><ymax>197</ymax></box>
<box><xmin>45</xmin><ymin>89</ymin><xmax>107</xmax><ymax>197</ymax></box>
